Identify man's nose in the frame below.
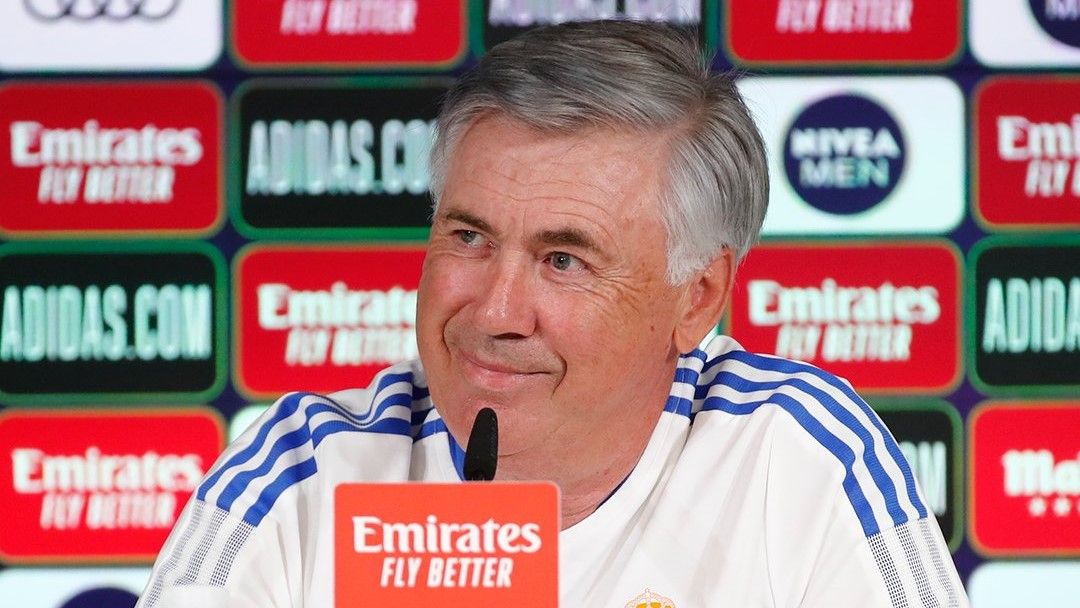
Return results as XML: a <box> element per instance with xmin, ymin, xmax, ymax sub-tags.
<box><xmin>472</xmin><ymin>254</ymin><xmax>537</xmax><ymax>339</ymax></box>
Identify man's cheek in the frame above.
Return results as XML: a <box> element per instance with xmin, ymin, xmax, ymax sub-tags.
<box><xmin>435</xmin><ymin>260</ymin><xmax>486</xmax><ymax>301</ymax></box>
<box><xmin>419</xmin><ymin>270</ymin><xmax>470</xmax><ymax>316</ymax></box>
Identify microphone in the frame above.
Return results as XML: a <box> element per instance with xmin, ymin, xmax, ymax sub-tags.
<box><xmin>463</xmin><ymin>407</ymin><xmax>498</xmax><ymax>481</ymax></box>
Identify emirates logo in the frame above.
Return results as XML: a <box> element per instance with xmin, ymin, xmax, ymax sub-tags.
<box><xmin>624</xmin><ymin>588</ymin><xmax>676</xmax><ymax>608</ymax></box>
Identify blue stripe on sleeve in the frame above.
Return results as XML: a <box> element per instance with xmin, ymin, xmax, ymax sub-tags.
<box><xmin>214</xmin><ymin>399</ymin><xmax>411</xmax><ymax>513</ymax></box>
<box><xmin>242</xmin><ymin>457</ymin><xmax>319</xmax><ymax>527</ymax></box>
<box><xmin>701</xmin><ymin>391</ymin><xmax>880</xmax><ymax>537</ymax></box>
<box><xmin>198</xmin><ymin>368</ymin><xmax>420</xmax><ymax>519</ymax></box>
<box><xmin>237</xmin><ymin>416</ymin><xmax>412</xmax><ymax>527</ymax></box>
<box><xmin>197</xmin><ymin>392</ymin><xmax>306</xmax><ymax>501</ymax></box>
<box><xmin>701</xmin><ymin>371</ymin><xmax>908</xmax><ymax>529</ymax></box>
<box><xmin>717</xmin><ymin>350</ymin><xmax>926</xmax><ymax>520</ymax></box>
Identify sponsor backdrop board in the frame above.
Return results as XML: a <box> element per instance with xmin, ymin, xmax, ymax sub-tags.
<box><xmin>0</xmin><ymin>1</ymin><xmax>221</xmax><ymax>71</ymax></box>
<box><xmin>0</xmin><ymin>408</ymin><xmax>224</xmax><ymax>563</ymax></box>
<box><xmin>232</xmin><ymin>80</ymin><xmax>447</xmax><ymax>238</ymax></box>
<box><xmin>971</xmin><ymin>0</ymin><xmax>1080</xmax><ymax>67</ymax></box>
<box><xmin>729</xmin><ymin>241</ymin><xmax>961</xmax><ymax>394</ymax></box>
<box><xmin>969</xmin><ymin>237</ymin><xmax>1080</xmax><ymax>395</ymax></box>
<box><xmin>0</xmin><ymin>81</ymin><xmax>223</xmax><ymax>237</ymax></box>
<box><xmin>969</xmin><ymin>402</ymin><xmax>1080</xmax><ymax>556</ymax></box>
<box><xmin>974</xmin><ymin>76</ymin><xmax>1080</xmax><ymax>230</ymax></box>
<box><xmin>0</xmin><ymin>242</ymin><xmax>227</xmax><ymax>403</ymax></box>
<box><xmin>233</xmin><ymin>244</ymin><xmax>425</xmax><ymax>399</ymax></box>
<box><xmin>737</xmin><ymin>77</ymin><xmax>965</xmax><ymax>236</ymax></box>
<box><xmin>968</xmin><ymin>562</ymin><xmax>1080</xmax><ymax>607</ymax></box>
<box><xmin>473</xmin><ymin>0</ymin><xmax>717</xmax><ymax>53</ymax></box>
<box><xmin>0</xmin><ymin>0</ymin><xmax>1077</xmax><ymax>603</ymax></box>
<box><xmin>232</xmin><ymin>1</ymin><xmax>466</xmax><ymax>68</ymax></box>
<box><xmin>727</xmin><ymin>0</ymin><xmax>962</xmax><ymax>66</ymax></box>
<box><xmin>0</xmin><ymin>567</ymin><xmax>149</xmax><ymax>606</ymax></box>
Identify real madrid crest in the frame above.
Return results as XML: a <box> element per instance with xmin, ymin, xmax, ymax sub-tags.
<box><xmin>624</xmin><ymin>588</ymin><xmax>676</xmax><ymax>608</ymax></box>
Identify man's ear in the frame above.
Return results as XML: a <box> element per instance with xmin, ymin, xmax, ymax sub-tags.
<box><xmin>673</xmin><ymin>247</ymin><xmax>736</xmax><ymax>354</ymax></box>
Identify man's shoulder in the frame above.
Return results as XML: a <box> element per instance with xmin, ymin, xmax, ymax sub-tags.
<box><xmin>678</xmin><ymin>335</ymin><xmax>870</xmax><ymax>428</ymax></box>
<box><xmin>194</xmin><ymin>360</ymin><xmax>431</xmax><ymax>528</ymax></box>
<box><xmin>681</xmin><ymin>336</ymin><xmax>930</xmax><ymax>539</ymax></box>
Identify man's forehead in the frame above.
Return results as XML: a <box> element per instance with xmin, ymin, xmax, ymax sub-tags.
<box><xmin>462</xmin><ymin>115</ymin><xmax>664</xmax><ymax>168</ymax></box>
<box><xmin>444</xmin><ymin>116</ymin><xmax>668</xmax><ymax>221</ymax></box>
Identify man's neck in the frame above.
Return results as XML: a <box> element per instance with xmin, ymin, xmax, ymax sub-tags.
<box><xmin>496</xmin><ymin>405</ymin><xmax>664</xmax><ymax>530</ymax></box>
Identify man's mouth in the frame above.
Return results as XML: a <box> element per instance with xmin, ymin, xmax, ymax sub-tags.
<box><xmin>463</xmin><ymin>350</ymin><xmax>533</xmax><ymax>374</ymax></box>
<box><xmin>457</xmin><ymin>349</ymin><xmax>547</xmax><ymax>391</ymax></box>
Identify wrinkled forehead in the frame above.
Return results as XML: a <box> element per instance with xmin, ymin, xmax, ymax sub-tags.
<box><xmin>443</xmin><ymin>115</ymin><xmax>673</xmax><ymax>222</ymax></box>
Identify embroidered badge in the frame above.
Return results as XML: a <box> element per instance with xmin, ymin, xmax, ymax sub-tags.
<box><xmin>624</xmin><ymin>588</ymin><xmax>676</xmax><ymax>608</ymax></box>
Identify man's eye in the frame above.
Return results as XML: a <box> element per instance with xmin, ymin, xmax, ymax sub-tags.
<box><xmin>456</xmin><ymin>230</ymin><xmax>484</xmax><ymax>247</ymax></box>
<box><xmin>548</xmin><ymin>252</ymin><xmax>584</xmax><ymax>272</ymax></box>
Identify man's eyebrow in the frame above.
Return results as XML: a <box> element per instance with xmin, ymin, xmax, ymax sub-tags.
<box><xmin>438</xmin><ymin>208</ymin><xmax>496</xmax><ymax>235</ymax></box>
<box><xmin>535</xmin><ymin>227</ymin><xmax>602</xmax><ymax>254</ymax></box>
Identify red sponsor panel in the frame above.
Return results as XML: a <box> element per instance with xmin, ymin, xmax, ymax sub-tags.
<box><xmin>727</xmin><ymin>0</ymin><xmax>961</xmax><ymax>64</ymax></box>
<box><xmin>232</xmin><ymin>0</ymin><xmax>465</xmax><ymax>67</ymax></box>
<box><xmin>0</xmin><ymin>408</ymin><xmax>224</xmax><ymax>563</ymax></box>
<box><xmin>975</xmin><ymin>77</ymin><xmax>1080</xmax><ymax>229</ymax></box>
<box><xmin>970</xmin><ymin>402</ymin><xmax>1080</xmax><ymax>556</ymax></box>
<box><xmin>335</xmin><ymin>483</ymin><xmax>559</xmax><ymax>606</ymax></box>
<box><xmin>236</xmin><ymin>244</ymin><xmax>425</xmax><ymax>398</ymax></box>
<box><xmin>729</xmin><ymin>242</ymin><xmax>960</xmax><ymax>392</ymax></box>
<box><xmin>0</xmin><ymin>81</ymin><xmax>222</xmax><ymax>236</ymax></box>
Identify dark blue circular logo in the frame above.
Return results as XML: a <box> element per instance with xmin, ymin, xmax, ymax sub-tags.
<box><xmin>783</xmin><ymin>93</ymin><xmax>905</xmax><ymax>216</ymax></box>
<box><xmin>59</xmin><ymin>587</ymin><xmax>138</xmax><ymax>608</ymax></box>
<box><xmin>1028</xmin><ymin>0</ymin><xmax>1080</xmax><ymax>48</ymax></box>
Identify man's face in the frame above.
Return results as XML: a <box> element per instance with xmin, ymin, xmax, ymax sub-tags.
<box><xmin>416</xmin><ymin>116</ymin><xmax>690</xmax><ymax>471</ymax></box>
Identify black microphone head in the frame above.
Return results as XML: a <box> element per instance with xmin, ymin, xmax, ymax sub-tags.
<box><xmin>463</xmin><ymin>407</ymin><xmax>498</xmax><ymax>482</ymax></box>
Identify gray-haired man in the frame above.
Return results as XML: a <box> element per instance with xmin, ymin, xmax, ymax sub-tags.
<box><xmin>139</xmin><ymin>20</ymin><xmax>968</xmax><ymax>607</ymax></box>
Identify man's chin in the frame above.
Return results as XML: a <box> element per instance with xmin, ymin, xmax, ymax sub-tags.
<box><xmin>443</xmin><ymin>395</ymin><xmax>536</xmax><ymax>440</ymax></box>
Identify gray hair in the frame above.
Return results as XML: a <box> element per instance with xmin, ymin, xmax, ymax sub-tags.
<box><xmin>429</xmin><ymin>20</ymin><xmax>769</xmax><ymax>284</ymax></box>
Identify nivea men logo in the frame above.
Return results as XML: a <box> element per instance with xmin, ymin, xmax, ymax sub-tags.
<box><xmin>23</xmin><ymin>0</ymin><xmax>180</xmax><ymax>21</ymax></box>
<box><xmin>487</xmin><ymin>0</ymin><xmax>700</xmax><ymax>26</ymax></box>
<box><xmin>874</xmin><ymin>403</ymin><xmax>960</xmax><ymax>549</ymax></box>
<box><xmin>1029</xmin><ymin>0</ymin><xmax>1080</xmax><ymax>48</ymax></box>
<box><xmin>236</xmin><ymin>83</ymin><xmax>446</xmax><ymax>233</ymax></box>
<box><xmin>973</xmin><ymin>240</ymin><xmax>1080</xmax><ymax>391</ymax></box>
<box><xmin>784</xmin><ymin>93</ymin><xmax>905</xmax><ymax>215</ymax></box>
<box><xmin>0</xmin><ymin>243</ymin><xmax>224</xmax><ymax>399</ymax></box>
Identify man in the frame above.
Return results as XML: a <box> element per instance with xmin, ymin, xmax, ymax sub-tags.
<box><xmin>138</xmin><ymin>20</ymin><xmax>968</xmax><ymax>607</ymax></box>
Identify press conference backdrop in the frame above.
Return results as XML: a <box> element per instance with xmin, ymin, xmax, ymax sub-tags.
<box><xmin>0</xmin><ymin>1</ymin><xmax>1077</xmax><ymax>606</ymax></box>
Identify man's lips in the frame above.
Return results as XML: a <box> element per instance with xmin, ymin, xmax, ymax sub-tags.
<box><xmin>456</xmin><ymin>350</ymin><xmax>549</xmax><ymax>391</ymax></box>
<box><xmin>461</xmin><ymin>350</ymin><xmax>535</xmax><ymax>375</ymax></box>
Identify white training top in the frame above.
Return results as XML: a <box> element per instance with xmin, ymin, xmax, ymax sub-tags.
<box><xmin>137</xmin><ymin>335</ymin><xmax>969</xmax><ymax>607</ymax></box>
